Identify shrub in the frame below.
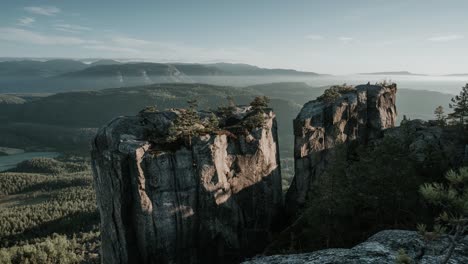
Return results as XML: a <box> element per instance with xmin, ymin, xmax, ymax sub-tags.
<box><xmin>419</xmin><ymin>168</ymin><xmax>468</xmax><ymax>264</ymax></box>
<box><xmin>317</xmin><ymin>84</ymin><xmax>355</xmax><ymax>103</ymax></box>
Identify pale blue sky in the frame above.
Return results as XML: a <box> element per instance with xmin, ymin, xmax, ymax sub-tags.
<box><xmin>0</xmin><ymin>0</ymin><xmax>467</xmax><ymax>74</ymax></box>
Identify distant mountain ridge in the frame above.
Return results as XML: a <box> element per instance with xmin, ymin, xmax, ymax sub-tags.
<box><xmin>360</xmin><ymin>71</ymin><xmax>426</xmax><ymax>76</ymax></box>
<box><xmin>0</xmin><ymin>59</ymin><xmax>322</xmax><ymax>78</ymax></box>
<box><xmin>445</xmin><ymin>73</ymin><xmax>468</xmax><ymax>77</ymax></box>
<box><xmin>62</xmin><ymin>62</ymin><xmax>322</xmax><ymax>78</ymax></box>
<box><xmin>0</xmin><ymin>59</ymin><xmax>88</xmax><ymax>77</ymax></box>
<box><xmin>0</xmin><ymin>59</ymin><xmax>324</xmax><ymax>92</ymax></box>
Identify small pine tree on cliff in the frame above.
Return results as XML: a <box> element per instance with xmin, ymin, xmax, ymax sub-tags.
<box><xmin>434</xmin><ymin>106</ymin><xmax>446</xmax><ymax>126</ymax></box>
<box><xmin>250</xmin><ymin>96</ymin><xmax>270</xmax><ymax>112</ymax></box>
<box><xmin>167</xmin><ymin>99</ymin><xmax>202</xmax><ymax>146</ymax></box>
<box><xmin>242</xmin><ymin>96</ymin><xmax>270</xmax><ymax>129</ymax></box>
<box><xmin>419</xmin><ymin>167</ymin><xmax>468</xmax><ymax>264</ymax></box>
<box><xmin>205</xmin><ymin>113</ymin><xmax>220</xmax><ymax>132</ymax></box>
<box><xmin>219</xmin><ymin>96</ymin><xmax>237</xmax><ymax>118</ymax></box>
<box><xmin>448</xmin><ymin>83</ymin><xmax>468</xmax><ymax>125</ymax></box>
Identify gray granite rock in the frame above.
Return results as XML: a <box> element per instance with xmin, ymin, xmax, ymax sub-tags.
<box><xmin>243</xmin><ymin>230</ymin><xmax>468</xmax><ymax>264</ymax></box>
<box><xmin>286</xmin><ymin>84</ymin><xmax>398</xmax><ymax>213</ymax></box>
<box><xmin>91</xmin><ymin>107</ymin><xmax>283</xmax><ymax>264</ymax></box>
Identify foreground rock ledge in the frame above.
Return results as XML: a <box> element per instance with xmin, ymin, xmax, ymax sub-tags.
<box><xmin>91</xmin><ymin>107</ymin><xmax>282</xmax><ymax>264</ymax></box>
<box><xmin>243</xmin><ymin>230</ymin><xmax>468</xmax><ymax>264</ymax></box>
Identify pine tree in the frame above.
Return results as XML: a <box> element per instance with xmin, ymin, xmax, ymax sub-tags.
<box><xmin>226</xmin><ymin>96</ymin><xmax>236</xmax><ymax>108</ymax></box>
<box><xmin>218</xmin><ymin>96</ymin><xmax>237</xmax><ymax>122</ymax></box>
<box><xmin>448</xmin><ymin>83</ymin><xmax>468</xmax><ymax>125</ymax></box>
<box><xmin>419</xmin><ymin>167</ymin><xmax>468</xmax><ymax>264</ymax></box>
<box><xmin>167</xmin><ymin>99</ymin><xmax>202</xmax><ymax>146</ymax></box>
<box><xmin>434</xmin><ymin>106</ymin><xmax>446</xmax><ymax>126</ymax></box>
<box><xmin>401</xmin><ymin>115</ymin><xmax>410</xmax><ymax>126</ymax></box>
<box><xmin>139</xmin><ymin>105</ymin><xmax>158</xmax><ymax>114</ymax></box>
<box><xmin>250</xmin><ymin>96</ymin><xmax>270</xmax><ymax>112</ymax></box>
<box><xmin>205</xmin><ymin>113</ymin><xmax>220</xmax><ymax>132</ymax></box>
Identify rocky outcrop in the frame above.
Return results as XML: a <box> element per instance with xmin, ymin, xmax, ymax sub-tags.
<box><xmin>385</xmin><ymin>119</ymin><xmax>467</xmax><ymax>167</ymax></box>
<box><xmin>91</xmin><ymin>106</ymin><xmax>282</xmax><ymax>264</ymax></box>
<box><xmin>286</xmin><ymin>84</ymin><xmax>397</xmax><ymax>212</ymax></box>
<box><xmin>243</xmin><ymin>230</ymin><xmax>468</xmax><ymax>264</ymax></box>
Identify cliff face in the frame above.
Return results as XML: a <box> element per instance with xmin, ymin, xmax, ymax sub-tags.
<box><xmin>286</xmin><ymin>84</ymin><xmax>397</xmax><ymax>212</ymax></box>
<box><xmin>91</xmin><ymin>107</ymin><xmax>282</xmax><ymax>264</ymax></box>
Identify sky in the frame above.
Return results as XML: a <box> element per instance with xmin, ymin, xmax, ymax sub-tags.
<box><xmin>0</xmin><ymin>0</ymin><xmax>467</xmax><ymax>75</ymax></box>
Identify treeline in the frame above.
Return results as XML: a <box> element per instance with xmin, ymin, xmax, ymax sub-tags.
<box><xmin>0</xmin><ymin>159</ymin><xmax>99</xmax><ymax>263</ymax></box>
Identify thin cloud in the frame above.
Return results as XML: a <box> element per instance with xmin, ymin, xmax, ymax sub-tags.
<box><xmin>428</xmin><ymin>34</ymin><xmax>464</xmax><ymax>42</ymax></box>
<box><xmin>111</xmin><ymin>37</ymin><xmax>151</xmax><ymax>47</ymax></box>
<box><xmin>83</xmin><ymin>45</ymin><xmax>140</xmax><ymax>54</ymax></box>
<box><xmin>338</xmin><ymin>37</ymin><xmax>353</xmax><ymax>42</ymax></box>
<box><xmin>55</xmin><ymin>24</ymin><xmax>92</xmax><ymax>33</ymax></box>
<box><xmin>24</xmin><ymin>6</ymin><xmax>61</xmax><ymax>16</ymax></box>
<box><xmin>305</xmin><ymin>34</ymin><xmax>324</xmax><ymax>40</ymax></box>
<box><xmin>0</xmin><ymin>27</ymin><xmax>86</xmax><ymax>45</ymax></box>
<box><xmin>17</xmin><ymin>17</ymin><xmax>35</xmax><ymax>26</ymax></box>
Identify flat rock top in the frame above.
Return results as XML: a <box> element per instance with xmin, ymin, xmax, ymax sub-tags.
<box><xmin>296</xmin><ymin>84</ymin><xmax>394</xmax><ymax>121</ymax></box>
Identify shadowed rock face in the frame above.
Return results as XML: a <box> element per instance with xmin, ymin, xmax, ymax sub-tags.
<box><xmin>91</xmin><ymin>107</ymin><xmax>282</xmax><ymax>264</ymax></box>
<box><xmin>286</xmin><ymin>84</ymin><xmax>397</xmax><ymax>213</ymax></box>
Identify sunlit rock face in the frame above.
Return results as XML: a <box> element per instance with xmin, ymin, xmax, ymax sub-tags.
<box><xmin>91</xmin><ymin>107</ymin><xmax>282</xmax><ymax>264</ymax></box>
<box><xmin>285</xmin><ymin>84</ymin><xmax>397</xmax><ymax>214</ymax></box>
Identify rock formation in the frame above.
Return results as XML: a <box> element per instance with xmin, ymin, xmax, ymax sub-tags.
<box><xmin>91</xmin><ymin>106</ymin><xmax>282</xmax><ymax>264</ymax></box>
<box><xmin>386</xmin><ymin>119</ymin><xmax>467</xmax><ymax>167</ymax></box>
<box><xmin>243</xmin><ymin>230</ymin><xmax>468</xmax><ymax>264</ymax></box>
<box><xmin>286</xmin><ymin>84</ymin><xmax>397</xmax><ymax>213</ymax></box>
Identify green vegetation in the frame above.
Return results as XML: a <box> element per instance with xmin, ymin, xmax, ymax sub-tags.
<box><xmin>139</xmin><ymin>105</ymin><xmax>158</xmax><ymax>114</ymax></box>
<box><xmin>434</xmin><ymin>105</ymin><xmax>446</xmax><ymax>126</ymax></box>
<box><xmin>376</xmin><ymin>79</ymin><xmax>397</xmax><ymax>88</ymax></box>
<box><xmin>241</xmin><ymin>96</ymin><xmax>271</xmax><ymax>130</ymax></box>
<box><xmin>249</xmin><ymin>95</ymin><xmax>270</xmax><ymax>112</ymax></box>
<box><xmin>316</xmin><ymin>84</ymin><xmax>355</xmax><ymax>102</ymax></box>
<box><xmin>448</xmin><ymin>83</ymin><xmax>468</xmax><ymax>125</ymax></box>
<box><xmin>395</xmin><ymin>249</ymin><xmax>413</xmax><ymax>264</ymax></box>
<box><xmin>419</xmin><ymin>168</ymin><xmax>468</xmax><ymax>264</ymax></box>
<box><xmin>9</xmin><ymin>158</ymin><xmax>89</xmax><ymax>175</ymax></box>
<box><xmin>164</xmin><ymin>96</ymin><xmax>271</xmax><ymax>147</ymax></box>
<box><xmin>0</xmin><ymin>158</ymin><xmax>99</xmax><ymax>263</ymax></box>
<box><xmin>271</xmin><ymin>88</ymin><xmax>467</xmax><ymax>254</ymax></box>
<box><xmin>271</xmin><ymin>120</ymin><xmax>461</xmax><ymax>253</ymax></box>
<box><xmin>0</xmin><ymin>232</ymin><xmax>99</xmax><ymax>264</ymax></box>
<box><xmin>167</xmin><ymin>99</ymin><xmax>205</xmax><ymax>146</ymax></box>
<box><xmin>302</xmin><ymin>134</ymin><xmax>423</xmax><ymax>250</ymax></box>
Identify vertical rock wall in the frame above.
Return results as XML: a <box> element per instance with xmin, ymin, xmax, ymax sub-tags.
<box><xmin>285</xmin><ymin>84</ymin><xmax>397</xmax><ymax>213</ymax></box>
<box><xmin>92</xmin><ymin>108</ymin><xmax>282</xmax><ymax>264</ymax></box>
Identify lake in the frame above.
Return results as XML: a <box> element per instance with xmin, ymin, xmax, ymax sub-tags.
<box><xmin>0</xmin><ymin>152</ymin><xmax>60</xmax><ymax>172</ymax></box>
